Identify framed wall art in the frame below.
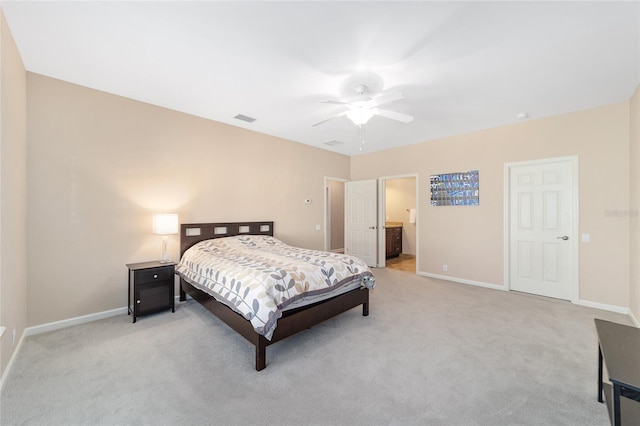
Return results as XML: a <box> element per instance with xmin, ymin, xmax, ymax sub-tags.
<box><xmin>430</xmin><ymin>170</ymin><xmax>479</xmax><ymax>206</ymax></box>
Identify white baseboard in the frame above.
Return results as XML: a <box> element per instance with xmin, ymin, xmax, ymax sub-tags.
<box><xmin>0</xmin><ymin>329</ymin><xmax>26</xmax><ymax>394</ymax></box>
<box><xmin>417</xmin><ymin>271</ymin><xmax>507</xmax><ymax>291</ymax></box>
<box><xmin>25</xmin><ymin>307</ymin><xmax>128</xmax><ymax>337</ymax></box>
<box><xmin>2</xmin><ymin>285</ymin><xmax>636</xmax><ymax>395</ymax></box>
<box><xmin>574</xmin><ymin>299</ymin><xmax>630</xmax><ymax>316</ymax></box>
<box><xmin>3</xmin><ymin>308</ymin><xmax>125</xmax><ymax>393</ymax></box>
<box><xmin>1</xmin><ymin>296</ymin><xmax>188</xmax><ymax>395</ymax></box>
<box><xmin>419</xmin><ymin>271</ymin><xmax>638</xmax><ymax>323</ymax></box>
<box><xmin>25</xmin><ymin>295</ymin><xmax>186</xmax><ymax>337</ymax></box>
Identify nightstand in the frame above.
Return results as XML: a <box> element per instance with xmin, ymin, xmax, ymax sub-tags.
<box><xmin>126</xmin><ymin>261</ymin><xmax>176</xmax><ymax>323</ymax></box>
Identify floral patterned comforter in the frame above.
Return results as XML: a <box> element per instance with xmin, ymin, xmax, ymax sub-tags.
<box><xmin>175</xmin><ymin>235</ymin><xmax>375</xmax><ymax>340</ymax></box>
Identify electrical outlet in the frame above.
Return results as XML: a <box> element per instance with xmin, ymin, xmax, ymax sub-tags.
<box><xmin>442</xmin><ymin>264</ymin><xmax>448</xmax><ymax>272</ymax></box>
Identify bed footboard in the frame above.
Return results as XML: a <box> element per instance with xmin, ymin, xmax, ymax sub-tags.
<box><xmin>180</xmin><ymin>278</ymin><xmax>369</xmax><ymax>370</ymax></box>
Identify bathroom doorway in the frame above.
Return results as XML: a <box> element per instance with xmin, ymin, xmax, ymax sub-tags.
<box><xmin>381</xmin><ymin>175</ymin><xmax>417</xmax><ymax>272</ymax></box>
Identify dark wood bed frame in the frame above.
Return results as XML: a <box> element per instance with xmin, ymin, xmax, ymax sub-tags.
<box><xmin>178</xmin><ymin>221</ymin><xmax>370</xmax><ymax>370</ymax></box>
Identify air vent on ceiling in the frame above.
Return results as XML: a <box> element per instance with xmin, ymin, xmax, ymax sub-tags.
<box><xmin>234</xmin><ymin>114</ymin><xmax>256</xmax><ymax>123</ymax></box>
<box><xmin>323</xmin><ymin>140</ymin><xmax>345</xmax><ymax>147</ymax></box>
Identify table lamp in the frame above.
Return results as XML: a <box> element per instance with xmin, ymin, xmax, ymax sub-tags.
<box><xmin>153</xmin><ymin>213</ymin><xmax>178</xmax><ymax>263</ymax></box>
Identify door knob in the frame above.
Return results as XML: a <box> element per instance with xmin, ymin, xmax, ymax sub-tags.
<box><xmin>369</xmin><ymin>226</ymin><xmax>376</xmax><ymax>230</ymax></box>
<box><xmin>557</xmin><ymin>236</ymin><xmax>569</xmax><ymax>241</ymax></box>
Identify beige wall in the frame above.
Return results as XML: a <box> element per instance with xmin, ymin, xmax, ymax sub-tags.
<box><xmin>385</xmin><ymin>177</ymin><xmax>416</xmax><ymax>255</ymax></box>
<box><xmin>630</xmin><ymin>85</ymin><xmax>640</xmax><ymax>323</ymax></box>
<box><xmin>26</xmin><ymin>73</ymin><xmax>350</xmax><ymax>326</ymax></box>
<box><xmin>4</xmin><ymin>19</ymin><xmax>638</xmax><ymax>335</ymax></box>
<box><xmin>0</xmin><ymin>11</ymin><xmax>28</xmax><ymax>380</ymax></box>
<box><xmin>352</xmin><ymin>102</ymin><xmax>631</xmax><ymax>309</ymax></box>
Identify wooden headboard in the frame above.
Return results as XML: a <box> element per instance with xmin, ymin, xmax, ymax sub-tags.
<box><xmin>180</xmin><ymin>221</ymin><xmax>274</xmax><ymax>256</ymax></box>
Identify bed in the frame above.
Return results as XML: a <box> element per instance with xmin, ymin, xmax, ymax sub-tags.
<box><xmin>176</xmin><ymin>221</ymin><xmax>374</xmax><ymax>370</ymax></box>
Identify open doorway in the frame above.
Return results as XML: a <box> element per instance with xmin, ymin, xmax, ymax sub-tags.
<box><xmin>324</xmin><ymin>177</ymin><xmax>346</xmax><ymax>253</ymax></box>
<box><xmin>381</xmin><ymin>175</ymin><xmax>417</xmax><ymax>272</ymax></box>
<box><xmin>336</xmin><ymin>175</ymin><xmax>418</xmax><ymax>271</ymax></box>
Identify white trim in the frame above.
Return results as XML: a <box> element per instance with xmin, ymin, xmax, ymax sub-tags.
<box><xmin>503</xmin><ymin>155</ymin><xmax>579</xmax><ymax>302</ymax></box>
<box><xmin>377</xmin><ymin>178</ymin><xmax>386</xmax><ymax>268</ymax></box>
<box><xmin>0</xmin><ymin>329</ymin><xmax>26</xmax><ymax>394</ymax></box>
<box><xmin>2</xmin><ymin>301</ymin><xmax>160</xmax><ymax>393</ymax></box>
<box><xmin>25</xmin><ymin>307</ymin><xmax>127</xmax><ymax>337</ymax></box>
<box><xmin>419</xmin><ymin>272</ymin><xmax>638</xmax><ymax>320</ymax></box>
<box><xmin>574</xmin><ymin>299</ymin><xmax>631</xmax><ymax>316</ymax></box>
<box><xmin>418</xmin><ymin>271</ymin><xmax>507</xmax><ymax>291</ymax></box>
<box><xmin>325</xmin><ymin>185</ymin><xmax>331</xmax><ymax>252</ymax></box>
<box><xmin>379</xmin><ymin>173</ymin><xmax>420</xmax><ymax>180</ymax></box>
<box><xmin>0</xmin><ymin>326</ymin><xmax>5</xmax><ymax>338</ymax></box>
<box><xmin>503</xmin><ymin>164</ymin><xmax>510</xmax><ymax>292</ymax></box>
<box><xmin>24</xmin><ymin>295</ymin><xmax>184</xmax><ymax>337</ymax></box>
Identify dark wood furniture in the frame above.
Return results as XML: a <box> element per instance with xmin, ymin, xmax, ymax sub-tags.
<box><xmin>595</xmin><ymin>319</ymin><xmax>640</xmax><ymax>426</ymax></box>
<box><xmin>127</xmin><ymin>261</ymin><xmax>176</xmax><ymax>323</ymax></box>
<box><xmin>178</xmin><ymin>221</ymin><xmax>370</xmax><ymax>371</ymax></box>
<box><xmin>385</xmin><ymin>226</ymin><xmax>402</xmax><ymax>259</ymax></box>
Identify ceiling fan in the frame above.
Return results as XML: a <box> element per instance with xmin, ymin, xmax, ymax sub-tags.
<box><xmin>312</xmin><ymin>83</ymin><xmax>414</xmax><ymax>127</ymax></box>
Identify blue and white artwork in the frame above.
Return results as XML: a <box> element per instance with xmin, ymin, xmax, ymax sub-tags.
<box><xmin>430</xmin><ymin>170</ymin><xmax>479</xmax><ymax>206</ymax></box>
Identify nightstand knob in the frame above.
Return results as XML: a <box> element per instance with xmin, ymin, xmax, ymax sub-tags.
<box><xmin>153</xmin><ymin>274</ymin><xmax>158</xmax><ymax>279</ymax></box>
<box><xmin>136</xmin><ymin>300</ymin><xmax>141</xmax><ymax>304</ymax></box>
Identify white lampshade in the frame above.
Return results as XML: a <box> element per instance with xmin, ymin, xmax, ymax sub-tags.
<box><xmin>153</xmin><ymin>213</ymin><xmax>179</xmax><ymax>235</ymax></box>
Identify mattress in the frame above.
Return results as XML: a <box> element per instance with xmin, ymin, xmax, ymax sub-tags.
<box><xmin>176</xmin><ymin>235</ymin><xmax>375</xmax><ymax>340</ymax></box>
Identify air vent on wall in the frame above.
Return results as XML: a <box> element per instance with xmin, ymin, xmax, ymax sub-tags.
<box><xmin>323</xmin><ymin>140</ymin><xmax>344</xmax><ymax>147</ymax></box>
<box><xmin>234</xmin><ymin>114</ymin><xmax>256</xmax><ymax>123</ymax></box>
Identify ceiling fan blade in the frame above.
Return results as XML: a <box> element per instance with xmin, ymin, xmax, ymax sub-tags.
<box><xmin>321</xmin><ymin>100</ymin><xmax>351</xmax><ymax>106</ymax></box>
<box><xmin>369</xmin><ymin>92</ymin><xmax>404</xmax><ymax>108</ymax></box>
<box><xmin>372</xmin><ymin>108</ymin><xmax>414</xmax><ymax>123</ymax></box>
<box><xmin>312</xmin><ymin>110</ymin><xmax>350</xmax><ymax>127</ymax></box>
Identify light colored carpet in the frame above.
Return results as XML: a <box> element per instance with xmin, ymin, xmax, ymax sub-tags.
<box><xmin>0</xmin><ymin>268</ymin><xmax>632</xmax><ymax>425</ymax></box>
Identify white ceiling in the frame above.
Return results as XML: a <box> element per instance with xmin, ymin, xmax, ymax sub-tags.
<box><xmin>2</xmin><ymin>1</ymin><xmax>639</xmax><ymax>156</ymax></box>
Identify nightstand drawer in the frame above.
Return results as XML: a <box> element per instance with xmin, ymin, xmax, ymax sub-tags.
<box><xmin>136</xmin><ymin>267</ymin><xmax>174</xmax><ymax>284</ymax></box>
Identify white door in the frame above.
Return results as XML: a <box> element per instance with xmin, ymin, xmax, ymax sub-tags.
<box><xmin>508</xmin><ymin>157</ymin><xmax>577</xmax><ymax>300</ymax></box>
<box><xmin>345</xmin><ymin>179</ymin><xmax>377</xmax><ymax>266</ymax></box>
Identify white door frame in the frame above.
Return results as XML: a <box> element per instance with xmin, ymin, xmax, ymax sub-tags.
<box><xmin>325</xmin><ymin>185</ymin><xmax>332</xmax><ymax>252</ymax></box>
<box><xmin>503</xmin><ymin>155</ymin><xmax>579</xmax><ymax>302</ymax></box>
<box><xmin>378</xmin><ymin>173</ymin><xmax>419</xmax><ymax>269</ymax></box>
<box><xmin>324</xmin><ymin>176</ymin><xmax>347</xmax><ymax>252</ymax></box>
<box><xmin>378</xmin><ymin>178</ymin><xmax>386</xmax><ymax>267</ymax></box>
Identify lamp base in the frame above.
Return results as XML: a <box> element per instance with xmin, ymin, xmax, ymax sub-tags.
<box><xmin>159</xmin><ymin>236</ymin><xmax>172</xmax><ymax>264</ymax></box>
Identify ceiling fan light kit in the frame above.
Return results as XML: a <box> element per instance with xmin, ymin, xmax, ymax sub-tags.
<box><xmin>347</xmin><ymin>107</ymin><xmax>375</xmax><ymax>125</ymax></box>
<box><xmin>313</xmin><ymin>73</ymin><xmax>414</xmax><ymax>128</ymax></box>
